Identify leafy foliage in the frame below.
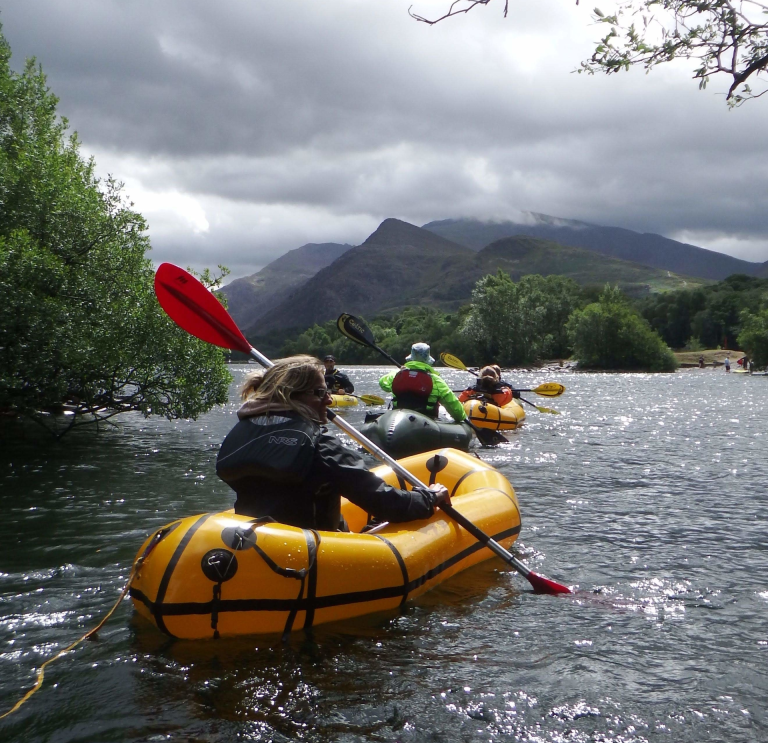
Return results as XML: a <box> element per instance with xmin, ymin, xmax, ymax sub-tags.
<box><xmin>581</xmin><ymin>0</ymin><xmax>768</xmax><ymax>105</ymax></box>
<box><xmin>0</xmin><ymin>26</ymin><xmax>230</xmax><ymax>435</ymax></box>
<box><xmin>271</xmin><ymin>272</ymin><xmax>683</xmax><ymax>371</ymax></box>
<box><xmin>566</xmin><ymin>286</ymin><xmax>678</xmax><ymax>370</ymax></box>
<box><xmin>279</xmin><ymin>306</ymin><xmax>476</xmax><ymax>364</ymax></box>
<box><xmin>462</xmin><ymin>272</ymin><xmax>582</xmax><ymax>366</ymax></box>
<box><xmin>639</xmin><ymin>274</ymin><xmax>768</xmax><ymax>349</ymax></box>
<box><xmin>409</xmin><ymin>0</ymin><xmax>768</xmax><ymax>104</ymax></box>
<box><xmin>737</xmin><ymin>307</ymin><xmax>768</xmax><ymax>368</ymax></box>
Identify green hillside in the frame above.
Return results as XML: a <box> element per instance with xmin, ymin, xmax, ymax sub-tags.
<box><xmin>253</xmin><ymin>220</ymin><xmax>706</xmax><ymax>333</ymax></box>
<box><xmin>221</xmin><ymin>242</ymin><xmax>352</xmax><ymax>328</ymax></box>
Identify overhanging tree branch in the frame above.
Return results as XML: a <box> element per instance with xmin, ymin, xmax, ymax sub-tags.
<box><xmin>409</xmin><ymin>0</ymin><xmax>509</xmax><ymax>24</ymax></box>
<box><xmin>409</xmin><ymin>0</ymin><xmax>768</xmax><ymax>103</ymax></box>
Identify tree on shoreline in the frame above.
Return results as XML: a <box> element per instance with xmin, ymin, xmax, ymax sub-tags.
<box><xmin>462</xmin><ymin>272</ymin><xmax>581</xmax><ymax>366</ymax></box>
<box><xmin>567</xmin><ymin>285</ymin><xmax>678</xmax><ymax>370</ymax></box>
<box><xmin>639</xmin><ymin>274</ymin><xmax>768</xmax><ymax>350</ymax></box>
<box><xmin>0</xmin><ymin>26</ymin><xmax>230</xmax><ymax>436</ymax></box>
<box><xmin>738</xmin><ymin>307</ymin><xmax>768</xmax><ymax>368</ymax></box>
<box><xmin>271</xmin><ymin>274</ymin><xmax>685</xmax><ymax>371</ymax></box>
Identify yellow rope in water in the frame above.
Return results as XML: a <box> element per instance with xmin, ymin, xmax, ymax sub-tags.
<box><xmin>0</xmin><ymin>560</ymin><xmax>140</xmax><ymax>720</ymax></box>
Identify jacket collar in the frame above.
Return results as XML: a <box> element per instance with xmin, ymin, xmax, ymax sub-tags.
<box><xmin>403</xmin><ymin>360</ymin><xmax>434</xmax><ymax>372</ymax></box>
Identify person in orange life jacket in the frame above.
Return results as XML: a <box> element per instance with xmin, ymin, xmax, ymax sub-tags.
<box><xmin>490</xmin><ymin>364</ymin><xmax>520</xmax><ymax>400</ymax></box>
<box><xmin>378</xmin><ymin>343</ymin><xmax>466</xmax><ymax>422</ymax></box>
<box><xmin>493</xmin><ymin>364</ymin><xmax>521</xmax><ymax>400</ymax></box>
<box><xmin>458</xmin><ymin>366</ymin><xmax>515</xmax><ymax>407</ymax></box>
<box><xmin>216</xmin><ymin>355</ymin><xmax>449</xmax><ymax>531</ymax></box>
<box><xmin>323</xmin><ymin>354</ymin><xmax>354</xmax><ymax>394</ymax></box>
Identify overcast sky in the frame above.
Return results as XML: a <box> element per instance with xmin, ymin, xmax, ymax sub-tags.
<box><xmin>3</xmin><ymin>0</ymin><xmax>767</xmax><ymax>280</ymax></box>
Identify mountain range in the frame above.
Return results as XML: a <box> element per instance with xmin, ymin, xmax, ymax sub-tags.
<box><xmin>221</xmin><ymin>242</ymin><xmax>352</xmax><ymax>329</ymax></box>
<box><xmin>245</xmin><ymin>219</ymin><xmax>707</xmax><ymax>335</ymax></box>
<box><xmin>218</xmin><ymin>212</ymin><xmax>768</xmax><ymax>337</ymax></box>
<box><xmin>424</xmin><ymin>215</ymin><xmax>768</xmax><ymax>281</ymax></box>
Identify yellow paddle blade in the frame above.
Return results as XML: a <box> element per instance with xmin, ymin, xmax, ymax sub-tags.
<box><xmin>532</xmin><ymin>383</ymin><xmax>565</xmax><ymax>397</ymax></box>
<box><xmin>440</xmin><ymin>352</ymin><xmax>468</xmax><ymax>370</ymax></box>
<box><xmin>535</xmin><ymin>405</ymin><xmax>560</xmax><ymax>414</ymax></box>
<box><xmin>358</xmin><ymin>394</ymin><xmax>385</xmax><ymax>406</ymax></box>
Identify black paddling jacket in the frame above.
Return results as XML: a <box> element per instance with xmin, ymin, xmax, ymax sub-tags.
<box><xmin>216</xmin><ymin>411</ymin><xmax>435</xmax><ymax>530</ymax></box>
<box><xmin>324</xmin><ymin>368</ymin><xmax>354</xmax><ymax>394</ymax></box>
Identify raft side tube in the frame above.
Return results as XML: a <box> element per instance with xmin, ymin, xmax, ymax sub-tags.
<box><xmin>463</xmin><ymin>398</ymin><xmax>525</xmax><ymax>431</ymax></box>
<box><xmin>129</xmin><ymin>448</ymin><xmax>520</xmax><ymax>639</ymax></box>
<box><xmin>360</xmin><ymin>409</ymin><xmax>473</xmax><ymax>458</ymax></box>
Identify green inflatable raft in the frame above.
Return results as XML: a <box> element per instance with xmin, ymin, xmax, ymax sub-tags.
<box><xmin>360</xmin><ymin>409</ymin><xmax>474</xmax><ymax>459</ymax></box>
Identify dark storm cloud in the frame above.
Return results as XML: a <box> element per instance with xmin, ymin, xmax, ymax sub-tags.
<box><xmin>3</xmin><ymin>0</ymin><xmax>767</xmax><ymax>272</ymax></box>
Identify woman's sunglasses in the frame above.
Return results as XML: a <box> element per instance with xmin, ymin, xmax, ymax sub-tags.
<box><xmin>309</xmin><ymin>387</ymin><xmax>330</xmax><ymax>399</ymax></box>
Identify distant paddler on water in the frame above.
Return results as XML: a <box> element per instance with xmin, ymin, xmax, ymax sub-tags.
<box><xmin>379</xmin><ymin>342</ymin><xmax>467</xmax><ymax>424</ymax></box>
<box><xmin>458</xmin><ymin>365</ymin><xmax>516</xmax><ymax>407</ymax></box>
<box><xmin>441</xmin><ymin>352</ymin><xmax>565</xmax><ymax>415</ymax></box>
<box><xmin>323</xmin><ymin>354</ymin><xmax>354</xmax><ymax>394</ymax></box>
<box><xmin>321</xmin><ymin>353</ymin><xmax>385</xmax><ymax>407</ymax></box>
<box><xmin>336</xmin><ymin>314</ymin><xmax>507</xmax><ymax>447</ymax></box>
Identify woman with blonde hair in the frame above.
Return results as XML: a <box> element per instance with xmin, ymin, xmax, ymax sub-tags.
<box><xmin>216</xmin><ymin>355</ymin><xmax>448</xmax><ymax>530</ymax></box>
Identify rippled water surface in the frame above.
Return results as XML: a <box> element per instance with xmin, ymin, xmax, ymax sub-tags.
<box><xmin>1</xmin><ymin>366</ymin><xmax>767</xmax><ymax>742</ymax></box>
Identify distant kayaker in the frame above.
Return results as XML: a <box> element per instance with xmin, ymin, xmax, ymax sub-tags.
<box><xmin>323</xmin><ymin>354</ymin><xmax>355</xmax><ymax>394</ymax></box>
<box><xmin>379</xmin><ymin>343</ymin><xmax>467</xmax><ymax>422</ymax></box>
<box><xmin>724</xmin><ymin>355</ymin><xmax>731</xmax><ymax>372</ymax></box>
<box><xmin>216</xmin><ymin>355</ymin><xmax>449</xmax><ymax>530</ymax></box>
<box><xmin>458</xmin><ymin>366</ymin><xmax>515</xmax><ymax>407</ymax></box>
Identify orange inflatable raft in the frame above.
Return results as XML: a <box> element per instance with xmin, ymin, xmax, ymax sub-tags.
<box><xmin>463</xmin><ymin>398</ymin><xmax>526</xmax><ymax>431</ymax></box>
<box><xmin>129</xmin><ymin>448</ymin><xmax>521</xmax><ymax>639</ymax></box>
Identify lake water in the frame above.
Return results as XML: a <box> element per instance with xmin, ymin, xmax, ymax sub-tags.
<box><xmin>1</xmin><ymin>366</ymin><xmax>767</xmax><ymax>742</ymax></box>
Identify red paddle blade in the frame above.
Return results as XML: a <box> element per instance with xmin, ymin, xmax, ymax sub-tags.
<box><xmin>154</xmin><ymin>263</ymin><xmax>251</xmax><ymax>354</ymax></box>
<box><xmin>527</xmin><ymin>571</ymin><xmax>572</xmax><ymax>595</ymax></box>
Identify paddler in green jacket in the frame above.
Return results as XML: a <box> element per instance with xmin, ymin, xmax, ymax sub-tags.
<box><xmin>379</xmin><ymin>343</ymin><xmax>467</xmax><ymax>422</ymax></box>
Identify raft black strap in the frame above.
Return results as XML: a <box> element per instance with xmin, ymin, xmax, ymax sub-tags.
<box><xmin>211</xmin><ymin>583</ymin><xmax>222</xmax><ymax>639</ymax></box>
<box><xmin>448</xmin><ymin>469</ymin><xmax>484</xmax><ymax>498</ymax></box>
<box><xmin>153</xmin><ymin>513</ymin><xmax>211</xmax><ymax>637</ymax></box>
<box><xmin>281</xmin><ymin>530</ymin><xmax>320</xmax><ymax>640</ymax></box>
<box><xmin>302</xmin><ymin>530</ymin><xmax>320</xmax><ymax>630</ymax></box>
<box><xmin>253</xmin><ymin>542</ymin><xmax>308</xmax><ymax>580</ymax></box>
<box><xmin>208</xmin><ymin>548</ymin><xmax>238</xmax><ymax>639</ymax></box>
<box><xmin>132</xmin><ymin>524</ymin><xmax>178</xmax><ymax>576</ymax></box>
<box><xmin>376</xmin><ymin>536</ymin><xmax>410</xmax><ymax>606</ymax></box>
<box><xmin>244</xmin><ymin>528</ymin><xmax>319</xmax><ymax>639</ymax></box>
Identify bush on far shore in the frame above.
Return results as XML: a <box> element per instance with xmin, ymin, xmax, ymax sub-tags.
<box><xmin>738</xmin><ymin>307</ymin><xmax>768</xmax><ymax>368</ymax></box>
<box><xmin>567</xmin><ymin>286</ymin><xmax>678</xmax><ymax>371</ymax></box>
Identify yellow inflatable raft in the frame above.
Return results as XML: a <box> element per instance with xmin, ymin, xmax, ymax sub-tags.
<box><xmin>129</xmin><ymin>448</ymin><xmax>520</xmax><ymax>639</ymax></box>
<box><xmin>464</xmin><ymin>398</ymin><xmax>525</xmax><ymax>431</ymax></box>
<box><xmin>329</xmin><ymin>393</ymin><xmax>358</xmax><ymax>408</ymax></box>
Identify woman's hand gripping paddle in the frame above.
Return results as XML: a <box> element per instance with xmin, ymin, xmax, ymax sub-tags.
<box><xmin>337</xmin><ymin>314</ymin><xmax>508</xmax><ymax>446</ymax></box>
<box><xmin>154</xmin><ymin>263</ymin><xmax>571</xmax><ymax>595</ymax></box>
<box><xmin>440</xmin><ymin>353</ymin><xmax>563</xmax><ymax>415</ymax></box>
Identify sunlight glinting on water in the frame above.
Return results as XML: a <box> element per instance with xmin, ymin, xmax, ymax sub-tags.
<box><xmin>1</xmin><ymin>365</ymin><xmax>767</xmax><ymax>741</ymax></box>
